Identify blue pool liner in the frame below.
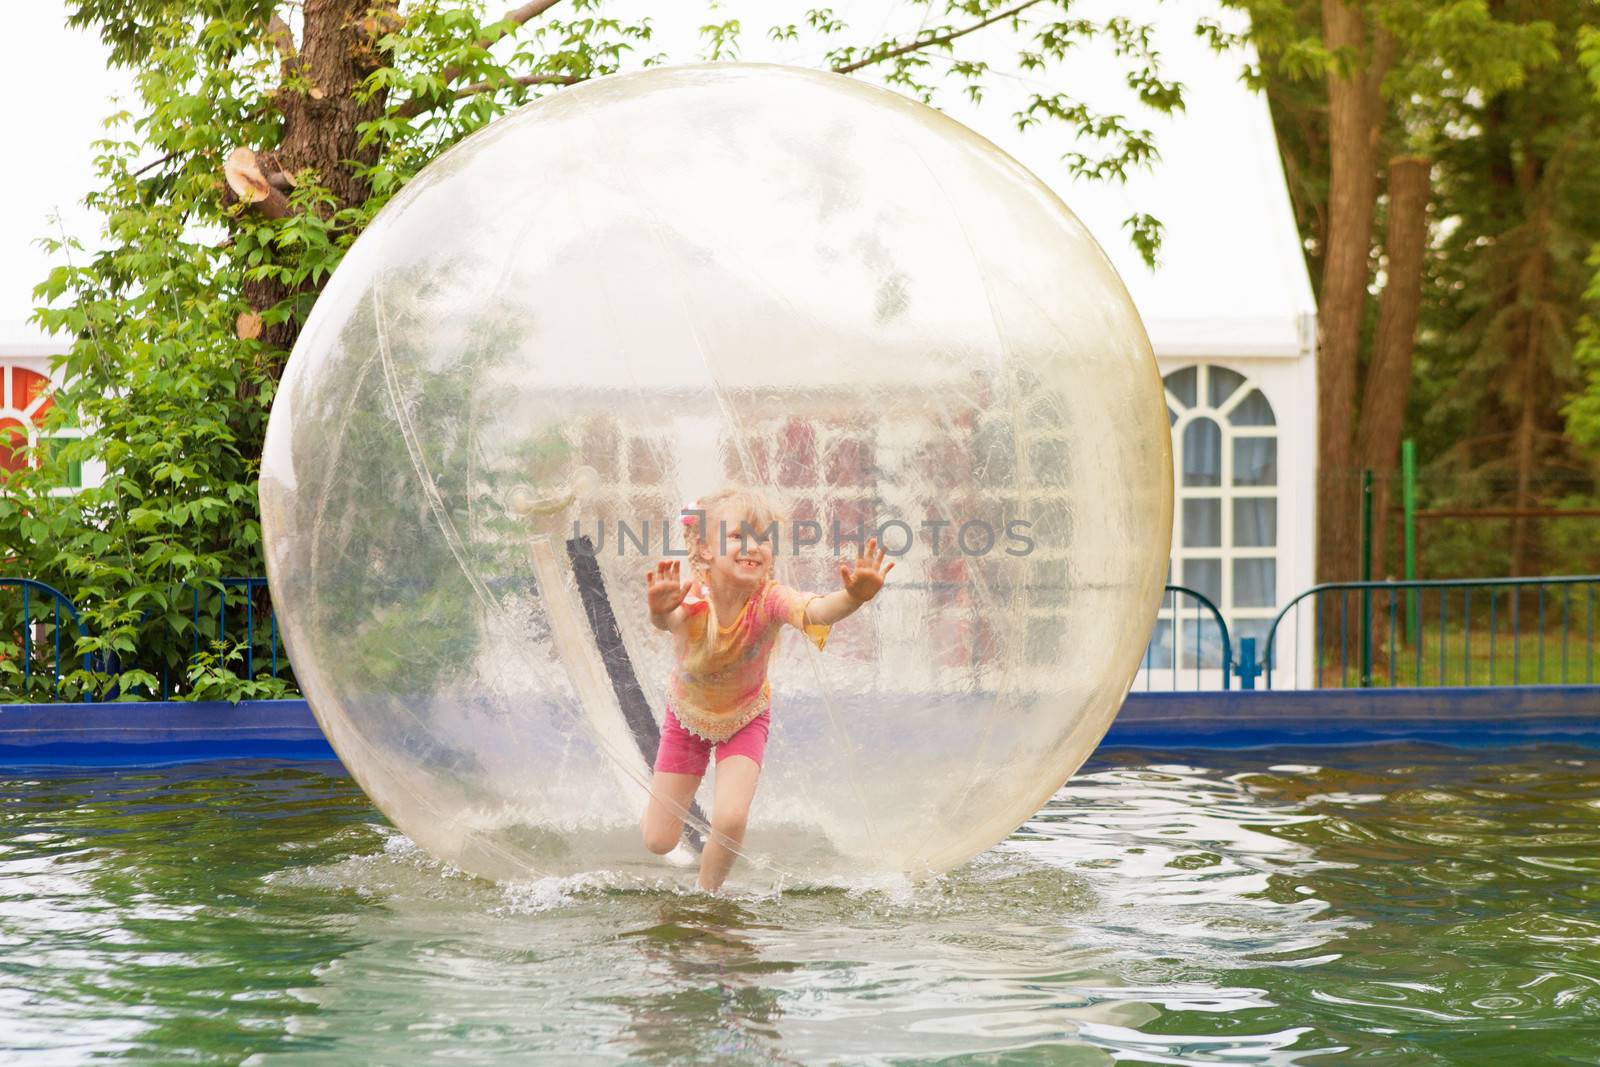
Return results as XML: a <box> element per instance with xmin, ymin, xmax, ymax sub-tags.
<box><xmin>1</xmin><ymin>688</ymin><xmax>1597</xmax><ymax>767</ymax></box>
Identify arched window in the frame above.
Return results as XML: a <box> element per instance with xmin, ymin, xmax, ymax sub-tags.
<box><xmin>1153</xmin><ymin>364</ymin><xmax>1278</xmax><ymax>671</ymax></box>
<box><xmin>0</xmin><ymin>364</ymin><xmax>81</xmax><ymax>489</ymax></box>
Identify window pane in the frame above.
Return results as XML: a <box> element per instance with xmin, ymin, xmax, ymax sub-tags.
<box><xmin>971</xmin><ymin>421</ymin><xmax>1015</xmax><ymax>486</ymax></box>
<box><xmin>1230</xmin><ymin>389</ymin><xmax>1275</xmax><ymax>426</ymax></box>
<box><xmin>1182</xmin><ymin>498</ymin><xmax>1221</xmax><ymax>547</ymax></box>
<box><xmin>47</xmin><ymin>438</ymin><xmax>84</xmax><ymax>490</ymax></box>
<box><xmin>1233</xmin><ymin>437</ymin><xmax>1277</xmax><ymax>486</ymax></box>
<box><xmin>1183</xmin><ymin>558</ymin><xmax>1221</xmax><ymax>604</ymax></box>
<box><xmin>1180</xmin><ymin>617</ymin><xmax>1226</xmax><ymax>669</ymax></box>
<box><xmin>1208</xmin><ymin>366</ymin><xmax>1246</xmax><ymax>409</ymax></box>
<box><xmin>1233</xmin><ymin>497</ymin><xmax>1277</xmax><ymax>546</ymax></box>
<box><xmin>1167</xmin><ymin>405</ymin><xmax>1177</xmax><ymax>427</ymax></box>
<box><xmin>1144</xmin><ymin>618</ymin><xmax>1174</xmax><ymax>669</ymax></box>
<box><xmin>1027</xmin><ymin>615</ymin><xmax>1063</xmax><ymax>667</ymax></box>
<box><xmin>1234</xmin><ymin>559</ymin><xmax>1276</xmax><ymax>607</ymax></box>
<box><xmin>1182</xmin><ymin>418</ymin><xmax>1222</xmax><ymax>486</ymax></box>
<box><xmin>0</xmin><ymin>420</ymin><xmax>25</xmax><ymax>474</ymax></box>
<box><xmin>1028</xmin><ymin>438</ymin><xmax>1069</xmax><ymax>487</ymax></box>
<box><xmin>1164</xmin><ymin>366</ymin><xmax>1197</xmax><ymax>408</ymax></box>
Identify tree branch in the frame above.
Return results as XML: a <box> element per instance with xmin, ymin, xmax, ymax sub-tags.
<box><xmin>397</xmin><ymin>0</ymin><xmax>566</xmax><ymax>118</ymax></box>
<box><xmin>132</xmin><ymin>151</ymin><xmax>182</xmax><ymax>178</ymax></box>
<box><xmin>266</xmin><ymin>10</ymin><xmax>303</xmax><ymax>92</ymax></box>
<box><xmin>223</xmin><ymin>147</ymin><xmax>292</xmax><ymax>220</ymax></box>
<box><xmin>832</xmin><ymin>0</ymin><xmax>1046</xmax><ymax>75</ymax></box>
<box><xmin>451</xmin><ymin>70</ymin><xmax>583</xmax><ymax>100</ymax></box>
<box><xmin>267</xmin><ymin>12</ymin><xmax>297</xmax><ymax>65</ymax></box>
<box><xmin>498</xmin><ymin>0</ymin><xmax>566</xmax><ymax>31</ymax></box>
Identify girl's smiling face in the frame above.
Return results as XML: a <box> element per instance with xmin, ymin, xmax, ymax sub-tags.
<box><xmin>698</xmin><ymin>503</ymin><xmax>774</xmax><ymax>590</ymax></box>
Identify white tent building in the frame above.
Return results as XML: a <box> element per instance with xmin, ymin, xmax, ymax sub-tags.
<box><xmin>1</xmin><ymin>0</ymin><xmax>1315</xmax><ymax>686</ymax></box>
<box><xmin>596</xmin><ymin>0</ymin><xmax>1319</xmax><ymax>685</ymax></box>
<box><xmin>994</xmin><ymin>4</ymin><xmax>1319</xmax><ymax>687</ymax></box>
<box><xmin>857</xmin><ymin>0</ymin><xmax>1320</xmax><ymax>687</ymax></box>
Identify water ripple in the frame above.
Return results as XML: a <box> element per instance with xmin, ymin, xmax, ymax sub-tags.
<box><xmin>3</xmin><ymin>747</ymin><xmax>1600</xmax><ymax>1062</ymax></box>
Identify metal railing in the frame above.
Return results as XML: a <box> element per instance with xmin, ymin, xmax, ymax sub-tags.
<box><xmin>2</xmin><ymin>577</ymin><xmax>291</xmax><ymax>701</ymax></box>
<box><xmin>1262</xmin><ymin>575</ymin><xmax>1600</xmax><ymax>689</ymax></box>
<box><xmin>1138</xmin><ymin>584</ymin><xmax>1233</xmax><ymax>690</ymax></box>
<box><xmin>139</xmin><ymin>577</ymin><xmax>287</xmax><ymax>700</ymax></box>
<box><xmin>11</xmin><ymin>573</ymin><xmax>1599</xmax><ymax>701</ymax></box>
<box><xmin>0</xmin><ymin>578</ymin><xmax>94</xmax><ymax>697</ymax></box>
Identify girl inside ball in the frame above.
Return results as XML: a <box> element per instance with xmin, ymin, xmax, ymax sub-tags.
<box><xmin>640</xmin><ymin>488</ymin><xmax>893</xmax><ymax>891</ymax></box>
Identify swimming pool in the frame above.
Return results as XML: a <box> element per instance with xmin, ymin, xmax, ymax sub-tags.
<box><xmin>4</xmin><ymin>744</ymin><xmax>1598</xmax><ymax>1063</ymax></box>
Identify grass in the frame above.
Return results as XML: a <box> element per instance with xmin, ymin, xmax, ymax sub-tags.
<box><xmin>1308</xmin><ymin>626</ymin><xmax>1599</xmax><ymax>689</ymax></box>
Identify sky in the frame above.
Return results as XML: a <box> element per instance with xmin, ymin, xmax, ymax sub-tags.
<box><xmin>0</xmin><ymin>5</ymin><xmax>136</xmax><ymax>347</ymax></box>
<box><xmin>0</xmin><ymin>0</ymin><xmax>1315</xmax><ymax>357</ymax></box>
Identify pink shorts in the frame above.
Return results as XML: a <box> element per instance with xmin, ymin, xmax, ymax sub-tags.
<box><xmin>653</xmin><ymin>707</ymin><xmax>771</xmax><ymax>776</ymax></box>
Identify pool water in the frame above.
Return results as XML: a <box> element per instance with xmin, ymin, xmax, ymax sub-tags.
<box><xmin>4</xmin><ymin>745</ymin><xmax>1600</xmax><ymax>1064</ymax></box>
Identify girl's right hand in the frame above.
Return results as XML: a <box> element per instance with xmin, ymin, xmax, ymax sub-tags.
<box><xmin>645</xmin><ymin>560</ymin><xmax>693</xmax><ymax>617</ymax></box>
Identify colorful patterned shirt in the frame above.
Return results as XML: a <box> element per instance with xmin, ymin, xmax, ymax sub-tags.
<box><xmin>668</xmin><ymin>580</ymin><xmax>830</xmax><ymax>743</ymax></box>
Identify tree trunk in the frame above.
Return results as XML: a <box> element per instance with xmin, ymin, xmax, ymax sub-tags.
<box><xmin>1509</xmin><ymin>383</ymin><xmax>1539</xmax><ymax>575</ymax></box>
<box><xmin>1509</xmin><ymin>262</ymin><xmax>1547</xmax><ymax>575</ymax></box>
<box><xmin>278</xmin><ymin>0</ymin><xmax>394</xmax><ymax>209</ymax></box>
<box><xmin>1356</xmin><ymin>155</ymin><xmax>1432</xmax><ymax>581</ymax></box>
<box><xmin>236</xmin><ymin>0</ymin><xmax>396</xmax><ymax>382</ymax></box>
<box><xmin>1509</xmin><ymin>154</ymin><xmax>1550</xmax><ymax>576</ymax></box>
<box><xmin>1316</xmin><ymin>1</ymin><xmax>1391</xmax><ymax>587</ymax></box>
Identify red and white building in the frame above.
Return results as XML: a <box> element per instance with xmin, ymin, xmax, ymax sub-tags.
<box><xmin>0</xmin><ymin>336</ymin><xmax>92</xmax><ymax>491</ymax></box>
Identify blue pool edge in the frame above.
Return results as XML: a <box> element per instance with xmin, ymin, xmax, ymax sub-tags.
<box><xmin>1</xmin><ymin>688</ymin><xmax>1597</xmax><ymax>767</ymax></box>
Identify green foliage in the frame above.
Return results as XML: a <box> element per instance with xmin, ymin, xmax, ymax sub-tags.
<box><xmin>4</xmin><ymin>0</ymin><xmax>1185</xmax><ymax>702</ymax></box>
<box><xmin>1411</xmin><ymin>0</ymin><xmax>1600</xmax><ymax>574</ymax></box>
<box><xmin>1568</xmin><ymin>25</ymin><xmax>1600</xmax><ymax>452</ymax></box>
<box><xmin>1218</xmin><ymin>0</ymin><xmax>1560</xmax><ymax>288</ymax></box>
<box><xmin>182</xmin><ymin>639</ymin><xmax>296</xmax><ymax>701</ymax></box>
<box><xmin>1218</xmin><ymin>0</ymin><xmax>1599</xmax><ymax>576</ymax></box>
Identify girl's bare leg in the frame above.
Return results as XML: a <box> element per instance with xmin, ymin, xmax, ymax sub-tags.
<box><xmin>641</xmin><ymin>770</ymin><xmax>704</xmax><ymax>855</ymax></box>
<box><xmin>697</xmin><ymin>754</ymin><xmax>761</xmax><ymax>892</ymax></box>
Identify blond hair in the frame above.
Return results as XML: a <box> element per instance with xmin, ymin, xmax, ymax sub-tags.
<box><xmin>683</xmin><ymin>487</ymin><xmax>781</xmax><ymax>581</ymax></box>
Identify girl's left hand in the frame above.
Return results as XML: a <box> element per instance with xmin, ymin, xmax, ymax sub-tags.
<box><xmin>839</xmin><ymin>537</ymin><xmax>894</xmax><ymax>603</ymax></box>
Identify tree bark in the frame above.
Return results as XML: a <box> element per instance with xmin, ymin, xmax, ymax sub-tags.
<box><xmin>1510</xmin><ymin>189</ymin><xmax>1550</xmax><ymax>576</ymax></box>
<box><xmin>1508</xmin><ymin>143</ymin><xmax>1554</xmax><ymax>576</ymax></box>
<box><xmin>1356</xmin><ymin>155</ymin><xmax>1432</xmax><ymax>579</ymax></box>
<box><xmin>278</xmin><ymin>0</ymin><xmax>394</xmax><ymax>209</ymax></box>
<box><xmin>230</xmin><ymin>0</ymin><xmax>396</xmax><ymax>390</ymax></box>
<box><xmin>1315</xmin><ymin>1</ymin><xmax>1390</xmax><ymax>586</ymax></box>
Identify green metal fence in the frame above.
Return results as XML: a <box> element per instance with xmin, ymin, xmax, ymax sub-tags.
<box><xmin>2</xmin><ymin>577</ymin><xmax>290</xmax><ymax>701</ymax></box>
<box><xmin>8</xmin><ymin>573</ymin><xmax>1599</xmax><ymax>700</ymax></box>
<box><xmin>0</xmin><ymin>578</ymin><xmax>94</xmax><ymax>696</ymax></box>
<box><xmin>1261</xmin><ymin>575</ymin><xmax>1600</xmax><ymax>689</ymax></box>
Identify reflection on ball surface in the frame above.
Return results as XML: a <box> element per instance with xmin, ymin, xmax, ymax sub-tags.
<box><xmin>260</xmin><ymin>64</ymin><xmax>1173</xmax><ymax>886</ymax></box>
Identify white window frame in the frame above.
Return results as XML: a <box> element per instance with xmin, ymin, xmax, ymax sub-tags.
<box><xmin>1</xmin><ymin>361</ymin><xmax>92</xmax><ymax>497</ymax></box>
<box><xmin>1149</xmin><ymin>363</ymin><xmax>1280</xmax><ymax>685</ymax></box>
